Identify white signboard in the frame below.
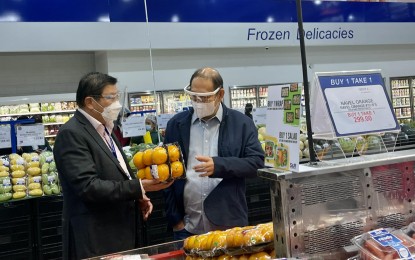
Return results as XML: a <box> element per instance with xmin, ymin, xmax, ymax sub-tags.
<box><xmin>16</xmin><ymin>124</ymin><xmax>45</xmax><ymax>146</ymax></box>
<box><xmin>121</xmin><ymin>116</ymin><xmax>146</xmax><ymax>137</ymax></box>
<box><xmin>311</xmin><ymin>70</ymin><xmax>400</xmax><ymax>138</ymax></box>
<box><xmin>0</xmin><ymin>125</ymin><xmax>11</xmax><ymax>149</ymax></box>
<box><xmin>157</xmin><ymin>114</ymin><xmax>175</xmax><ymax>129</ymax></box>
<box><xmin>265</xmin><ymin>83</ymin><xmax>302</xmax><ymax>172</ymax></box>
<box><xmin>253</xmin><ymin>107</ymin><xmax>267</xmax><ymax>126</ymax></box>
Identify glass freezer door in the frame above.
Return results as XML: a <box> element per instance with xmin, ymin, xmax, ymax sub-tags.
<box><xmin>161</xmin><ymin>90</ymin><xmax>191</xmax><ymax>114</ymax></box>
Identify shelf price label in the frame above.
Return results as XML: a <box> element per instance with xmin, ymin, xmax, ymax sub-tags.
<box><xmin>157</xmin><ymin>114</ymin><xmax>175</xmax><ymax>129</ymax></box>
<box><xmin>16</xmin><ymin>124</ymin><xmax>45</xmax><ymax>146</ymax></box>
<box><xmin>253</xmin><ymin>107</ymin><xmax>267</xmax><ymax>126</ymax></box>
<box><xmin>121</xmin><ymin>116</ymin><xmax>146</xmax><ymax>137</ymax></box>
<box><xmin>0</xmin><ymin>125</ymin><xmax>12</xmax><ymax>149</ymax></box>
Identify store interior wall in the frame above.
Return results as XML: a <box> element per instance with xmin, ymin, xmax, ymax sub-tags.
<box><xmin>0</xmin><ymin>44</ymin><xmax>415</xmax><ymax>106</ymax></box>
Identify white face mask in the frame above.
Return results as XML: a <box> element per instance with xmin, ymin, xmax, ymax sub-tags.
<box><xmin>93</xmin><ymin>99</ymin><xmax>123</xmax><ymax>123</ymax></box>
<box><xmin>192</xmin><ymin>99</ymin><xmax>218</xmax><ymax>119</ymax></box>
<box><xmin>145</xmin><ymin>125</ymin><xmax>152</xmax><ymax>131</ymax></box>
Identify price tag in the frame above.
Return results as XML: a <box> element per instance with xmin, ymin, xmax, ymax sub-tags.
<box><xmin>0</xmin><ymin>125</ymin><xmax>11</xmax><ymax>149</ymax></box>
<box><xmin>253</xmin><ymin>107</ymin><xmax>267</xmax><ymax>126</ymax></box>
<box><xmin>318</xmin><ymin>72</ymin><xmax>399</xmax><ymax>136</ymax></box>
<box><xmin>157</xmin><ymin>114</ymin><xmax>175</xmax><ymax>129</ymax></box>
<box><xmin>16</xmin><ymin>124</ymin><xmax>45</xmax><ymax>146</ymax></box>
<box><xmin>121</xmin><ymin>116</ymin><xmax>146</xmax><ymax>137</ymax></box>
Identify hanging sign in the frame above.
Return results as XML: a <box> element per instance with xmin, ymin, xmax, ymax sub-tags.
<box><xmin>122</xmin><ymin>116</ymin><xmax>146</xmax><ymax>137</ymax></box>
<box><xmin>253</xmin><ymin>107</ymin><xmax>267</xmax><ymax>126</ymax></box>
<box><xmin>157</xmin><ymin>114</ymin><xmax>175</xmax><ymax>129</ymax></box>
<box><xmin>0</xmin><ymin>125</ymin><xmax>11</xmax><ymax>149</ymax></box>
<box><xmin>312</xmin><ymin>70</ymin><xmax>400</xmax><ymax>138</ymax></box>
<box><xmin>265</xmin><ymin>83</ymin><xmax>302</xmax><ymax>172</ymax></box>
<box><xmin>16</xmin><ymin>124</ymin><xmax>45</xmax><ymax>146</ymax></box>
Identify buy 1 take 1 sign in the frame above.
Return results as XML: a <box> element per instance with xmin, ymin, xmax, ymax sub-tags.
<box><xmin>311</xmin><ymin>70</ymin><xmax>400</xmax><ymax>139</ymax></box>
<box><xmin>265</xmin><ymin>83</ymin><xmax>302</xmax><ymax>172</ymax></box>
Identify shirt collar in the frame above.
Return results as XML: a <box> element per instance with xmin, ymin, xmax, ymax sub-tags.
<box><xmin>78</xmin><ymin>108</ymin><xmax>114</xmax><ymax>133</ymax></box>
<box><xmin>192</xmin><ymin>103</ymin><xmax>223</xmax><ymax>124</ymax></box>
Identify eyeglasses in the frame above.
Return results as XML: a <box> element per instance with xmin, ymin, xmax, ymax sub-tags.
<box><xmin>91</xmin><ymin>92</ymin><xmax>121</xmax><ymax>101</ymax></box>
<box><xmin>184</xmin><ymin>85</ymin><xmax>221</xmax><ymax>103</ymax></box>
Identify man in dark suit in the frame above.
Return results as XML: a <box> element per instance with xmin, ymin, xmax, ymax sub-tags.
<box><xmin>163</xmin><ymin>67</ymin><xmax>264</xmax><ymax>239</ymax></box>
<box><xmin>54</xmin><ymin>72</ymin><xmax>153</xmax><ymax>259</ymax></box>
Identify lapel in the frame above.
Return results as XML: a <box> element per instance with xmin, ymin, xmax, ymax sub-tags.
<box><xmin>75</xmin><ymin>111</ymin><xmax>129</xmax><ymax>179</ymax></box>
<box><xmin>178</xmin><ymin>110</ymin><xmax>193</xmax><ymax>160</ymax></box>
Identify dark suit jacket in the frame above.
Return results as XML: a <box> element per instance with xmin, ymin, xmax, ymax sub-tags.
<box><xmin>163</xmin><ymin>104</ymin><xmax>264</xmax><ymax>230</ymax></box>
<box><xmin>53</xmin><ymin>110</ymin><xmax>144</xmax><ymax>260</ymax></box>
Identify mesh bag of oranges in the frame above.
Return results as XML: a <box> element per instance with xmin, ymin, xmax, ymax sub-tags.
<box><xmin>183</xmin><ymin>222</ymin><xmax>274</xmax><ymax>259</ymax></box>
<box><xmin>133</xmin><ymin>142</ymin><xmax>186</xmax><ymax>182</ymax></box>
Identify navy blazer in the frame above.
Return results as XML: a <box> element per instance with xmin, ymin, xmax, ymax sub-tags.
<box><xmin>54</xmin><ymin>111</ymin><xmax>143</xmax><ymax>259</ymax></box>
<box><xmin>163</xmin><ymin>104</ymin><xmax>265</xmax><ymax>229</ymax></box>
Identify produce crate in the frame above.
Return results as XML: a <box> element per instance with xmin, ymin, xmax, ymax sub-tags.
<box><xmin>0</xmin><ymin>217</ymin><xmax>33</xmax><ymax>259</ymax></box>
<box><xmin>37</xmin><ymin>213</ymin><xmax>62</xmax><ymax>247</ymax></box>
<box><xmin>37</xmin><ymin>196</ymin><xmax>63</xmax><ymax>216</ymax></box>
<box><xmin>39</xmin><ymin>244</ymin><xmax>62</xmax><ymax>260</ymax></box>
<box><xmin>0</xmin><ymin>249</ymin><xmax>34</xmax><ymax>260</ymax></box>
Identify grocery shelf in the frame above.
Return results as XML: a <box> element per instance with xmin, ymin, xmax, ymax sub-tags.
<box><xmin>394</xmin><ymin>105</ymin><xmax>411</xmax><ymax>108</ymax></box>
<box><xmin>130</xmin><ymin>103</ymin><xmax>156</xmax><ymax>107</ymax></box>
<box><xmin>0</xmin><ymin>109</ymin><xmax>76</xmax><ymax>117</ymax></box>
<box><xmin>397</xmin><ymin>116</ymin><xmax>411</xmax><ymax>119</ymax></box>
<box><xmin>43</xmin><ymin>122</ymin><xmax>65</xmax><ymax>126</ymax></box>
<box><xmin>392</xmin><ymin>86</ymin><xmax>410</xmax><ymax>89</ymax></box>
<box><xmin>45</xmin><ymin>134</ymin><xmax>57</xmax><ymax>138</ymax></box>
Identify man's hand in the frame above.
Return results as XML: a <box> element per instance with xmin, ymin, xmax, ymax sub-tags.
<box><xmin>173</xmin><ymin>220</ymin><xmax>185</xmax><ymax>231</ymax></box>
<box><xmin>138</xmin><ymin>194</ymin><xmax>153</xmax><ymax>221</ymax></box>
<box><xmin>193</xmin><ymin>155</ymin><xmax>214</xmax><ymax>177</ymax></box>
<box><xmin>142</xmin><ymin>179</ymin><xmax>174</xmax><ymax>192</ymax></box>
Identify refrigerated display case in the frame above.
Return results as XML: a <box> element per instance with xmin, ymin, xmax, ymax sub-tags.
<box><xmin>128</xmin><ymin>90</ymin><xmax>192</xmax><ymax>114</ymax></box>
<box><xmin>128</xmin><ymin>91</ymin><xmax>162</xmax><ymax>114</ymax></box>
<box><xmin>229</xmin><ymin>85</ymin><xmax>261</xmax><ymax>109</ymax></box>
<box><xmin>390</xmin><ymin>76</ymin><xmax>415</xmax><ymax>123</ymax></box>
<box><xmin>161</xmin><ymin>90</ymin><xmax>191</xmax><ymax>114</ymax></box>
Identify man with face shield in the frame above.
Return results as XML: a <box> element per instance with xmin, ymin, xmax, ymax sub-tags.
<box><xmin>163</xmin><ymin>67</ymin><xmax>265</xmax><ymax>239</ymax></box>
<box><xmin>53</xmin><ymin>72</ymin><xmax>153</xmax><ymax>259</ymax></box>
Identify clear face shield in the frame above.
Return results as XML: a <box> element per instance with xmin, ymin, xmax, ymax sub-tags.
<box><xmin>184</xmin><ymin>84</ymin><xmax>221</xmax><ymax>103</ymax></box>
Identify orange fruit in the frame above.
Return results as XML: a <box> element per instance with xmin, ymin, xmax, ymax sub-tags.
<box><xmin>143</xmin><ymin>149</ymin><xmax>153</xmax><ymax>166</ymax></box>
<box><xmin>211</xmin><ymin>232</ymin><xmax>227</xmax><ymax>249</ymax></box>
<box><xmin>238</xmin><ymin>255</ymin><xmax>249</xmax><ymax>260</ymax></box>
<box><xmin>133</xmin><ymin>152</ymin><xmax>145</xmax><ymax>169</ymax></box>
<box><xmin>156</xmin><ymin>164</ymin><xmax>170</xmax><ymax>181</ymax></box>
<box><xmin>168</xmin><ymin>144</ymin><xmax>181</xmax><ymax>162</ymax></box>
<box><xmin>145</xmin><ymin>166</ymin><xmax>152</xmax><ymax>180</ymax></box>
<box><xmin>243</xmin><ymin>228</ymin><xmax>264</xmax><ymax>246</ymax></box>
<box><xmin>152</xmin><ymin>147</ymin><xmax>168</xmax><ymax>164</ymax></box>
<box><xmin>217</xmin><ymin>255</ymin><xmax>230</xmax><ymax>260</ymax></box>
<box><xmin>248</xmin><ymin>252</ymin><xmax>271</xmax><ymax>260</ymax></box>
<box><xmin>136</xmin><ymin>168</ymin><xmax>146</xmax><ymax>179</ymax></box>
<box><xmin>184</xmin><ymin>235</ymin><xmax>197</xmax><ymax>250</ymax></box>
<box><xmin>171</xmin><ymin>161</ymin><xmax>184</xmax><ymax>178</ymax></box>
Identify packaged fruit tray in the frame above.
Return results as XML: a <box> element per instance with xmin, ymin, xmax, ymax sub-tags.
<box><xmin>183</xmin><ymin>222</ymin><xmax>274</xmax><ymax>259</ymax></box>
<box><xmin>133</xmin><ymin>142</ymin><xmax>186</xmax><ymax>182</ymax></box>
<box><xmin>351</xmin><ymin>228</ymin><xmax>415</xmax><ymax>260</ymax></box>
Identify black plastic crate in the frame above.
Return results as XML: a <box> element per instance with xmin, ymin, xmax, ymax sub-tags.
<box><xmin>38</xmin><ymin>214</ymin><xmax>62</xmax><ymax>247</ymax></box>
<box><xmin>0</xmin><ymin>218</ymin><xmax>33</xmax><ymax>256</ymax></box>
<box><xmin>0</xmin><ymin>249</ymin><xmax>34</xmax><ymax>260</ymax></box>
<box><xmin>39</xmin><ymin>244</ymin><xmax>62</xmax><ymax>260</ymax></box>
<box><xmin>37</xmin><ymin>196</ymin><xmax>63</xmax><ymax>217</ymax></box>
<box><xmin>0</xmin><ymin>200</ymin><xmax>31</xmax><ymax>222</ymax></box>
<box><xmin>146</xmin><ymin>225</ymin><xmax>174</xmax><ymax>245</ymax></box>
